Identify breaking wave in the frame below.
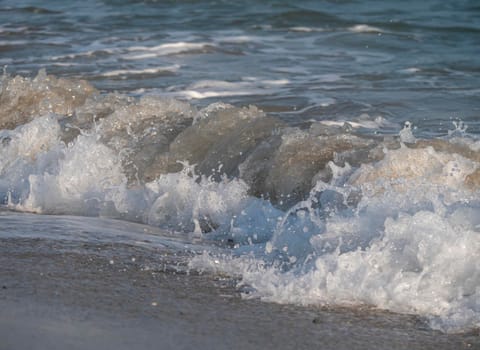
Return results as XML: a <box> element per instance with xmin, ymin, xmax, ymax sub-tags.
<box><xmin>1</xmin><ymin>70</ymin><xmax>479</xmax><ymax>333</ymax></box>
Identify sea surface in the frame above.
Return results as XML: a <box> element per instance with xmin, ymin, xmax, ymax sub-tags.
<box><xmin>0</xmin><ymin>0</ymin><xmax>479</xmax><ymax>344</ymax></box>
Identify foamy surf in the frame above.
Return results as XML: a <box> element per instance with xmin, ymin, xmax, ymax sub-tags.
<box><xmin>0</xmin><ymin>71</ymin><xmax>479</xmax><ymax>334</ymax></box>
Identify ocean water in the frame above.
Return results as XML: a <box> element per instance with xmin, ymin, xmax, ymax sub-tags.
<box><xmin>0</xmin><ymin>0</ymin><xmax>479</xmax><ymax>336</ymax></box>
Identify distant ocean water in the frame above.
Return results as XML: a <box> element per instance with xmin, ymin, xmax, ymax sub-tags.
<box><xmin>2</xmin><ymin>0</ymin><xmax>480</xmax><ymax>133</ymax></box>
<box><xmin>0</xmin><ymin>0</ymin><xmax>479</xmax><ymax>335</ymax></box>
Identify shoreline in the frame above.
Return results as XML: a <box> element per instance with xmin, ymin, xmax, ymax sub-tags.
<box><xmin>1</xmin><ymin>237</ymin><xmax>477</xmax><ymax>350</ymax></box>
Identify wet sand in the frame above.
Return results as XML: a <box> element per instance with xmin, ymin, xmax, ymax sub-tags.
<box><xmin>0</xmin><ymin>237</ymin><xmax>478</xmax><ymax>350</ymax></box>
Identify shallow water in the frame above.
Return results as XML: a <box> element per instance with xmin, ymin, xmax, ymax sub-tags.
<box><xmin>1</xmin><ymin>214</ymin><xmax>478</xmax><ymax>349</ymax></box>
<box><xmin>0</xmin><ymin>0</ymin><xmax>479</xmax><ymax>339</ymax></box>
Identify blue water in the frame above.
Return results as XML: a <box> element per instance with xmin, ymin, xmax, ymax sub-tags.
<box><xmin>1</xmin><ymin>0</ymin><xmax>479</xmax><ymax>134</ymax></box>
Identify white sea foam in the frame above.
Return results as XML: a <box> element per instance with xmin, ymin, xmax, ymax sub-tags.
<box><xmin>288</xmin><ymin>27</ymin><xmax>325</xmax><ymax>33</ymax></box>
<box><xmin>399</xmin><ymin>121</ymin><xmax>416</xmax><ymax>143</ymax></box>
<box><xmin>2</xmin><ymin>119</ymin><xmax>479</xmax><ymax>333</ymax></box>
<box><xmin>101</xmin><ymin>65</ymin><xmax>181</xmax><ymax>77</ymax></box>
<box><xmin>124</xmin><ymin>42</ymin><xmax>214</xmax><ymax>60</ymax></box>
<box><xmin>0</xmin><ymin>112</ymin><xmax>274</xmax><ymax>235</ymax></box>
<box><xmin>3</xmin><ymin>114</ymin><xmax>478</xmax><ymax>335</ymax></box>
<box><xmin>0</xmin><ymin>80</ymin><xmax>479</xmax><ymax>333</ymax></box>
<box><xmin>190</xmin><ymin>144</ymin><xmax>480</xmax><ymax>333</ymax></box>
<box><xmin>318</xmin><ymin>114</ymin><xmax>395</xmax><ymax>130</ymax></box>
<box><xmin>215</xmin><ymin>35</ymin><xmax>256</xmax><ymax>44</ymax></box>
<box><xmin>173</xmin><ymin>79</ymin><xmax>290</xmax><ymax>99</ymax></box>
<box><xmin>348</xmin><ymin>24</ymin><xmax>383</xmax><ymax>33</ymax></box>
<box><xmin>0</xmin><ymin>116</ymin><xmax>123</xmax><ymax>215</ymax></box>
<box><xmin>399</xmin><ymin>67</ymin><xmax>422</xmax><ymax>74</ymax></box>
<box><xmin>192</xmin><ymin>206</ymin><xmax>480</xmax><ymax>333</ymax></box>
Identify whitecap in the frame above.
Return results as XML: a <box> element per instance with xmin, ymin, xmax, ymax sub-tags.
<box><xmin>348</xmin><ymin>24</ymin><xmax>383</xmax><ymax>33</ymax></box>
<box><xmin>101</xmin><ymin>65</ymin><xmax>181</xmax><ymax>78</ymax></box>
<box><xmin>124</xmin><ymin>42</ymin><xmax>215</xmax><ymax>60</ymax></box>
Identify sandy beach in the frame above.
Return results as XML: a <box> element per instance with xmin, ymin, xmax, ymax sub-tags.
<box><xmin>1</xmin><ymin>237</ymin><xmax>477</xmax><ymax>350</ymax></box>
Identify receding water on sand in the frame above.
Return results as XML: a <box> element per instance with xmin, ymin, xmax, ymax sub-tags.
<box><xmin>0</xmin><ymin>213</ymin><xmax>478</xmax><ymax>349</ymax></box>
